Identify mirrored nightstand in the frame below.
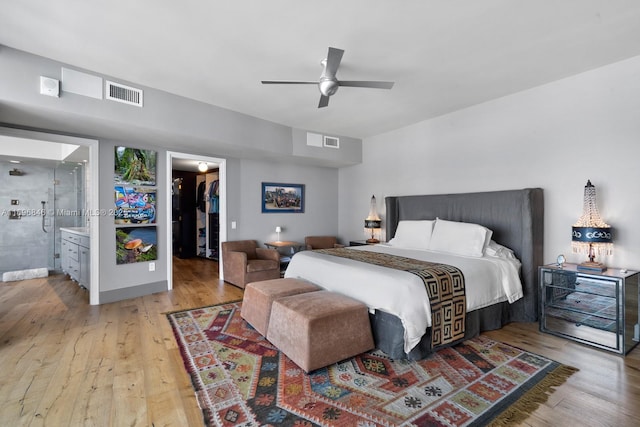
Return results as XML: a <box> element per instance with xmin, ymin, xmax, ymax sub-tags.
<box><xmin>539</xmin><ymin>263</ymin><xmax>639</xmax><ymax>355</ymax></box>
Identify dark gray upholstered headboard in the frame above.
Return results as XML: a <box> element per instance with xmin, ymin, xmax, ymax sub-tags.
<box><xmin>385</xmin><ymin>188</ymin><xmax>543</xmax><ymax>322</ymax></box>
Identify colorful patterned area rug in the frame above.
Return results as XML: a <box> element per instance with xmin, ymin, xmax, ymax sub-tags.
<box><xmin>167</xmin><ymin>301</ymin><xmax>577</xmax><ymax>427</ymax></box>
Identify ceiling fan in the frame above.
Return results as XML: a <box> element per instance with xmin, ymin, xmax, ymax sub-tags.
<box><xmin>261</xmin><ymin>47</ymin><xmax>394</xmax><ymax>108</ymax></box>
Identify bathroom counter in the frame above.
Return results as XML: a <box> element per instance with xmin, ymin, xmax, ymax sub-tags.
<box><xmin>60</xmin><ymin>227</ymin><xmax>89</xmax><ymax>236</ymax></box>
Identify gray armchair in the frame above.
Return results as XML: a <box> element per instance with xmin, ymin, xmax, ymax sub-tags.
<box><xmin>222</xmin><ymin>240</ymin><xmax>281</xmax><ymax>289</ymax></box>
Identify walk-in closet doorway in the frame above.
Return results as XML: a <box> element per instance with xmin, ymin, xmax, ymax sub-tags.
<box><xmin>166</xmin><ymin>152</ymin><xmax>226</xmax><ymax>290</ymax></box>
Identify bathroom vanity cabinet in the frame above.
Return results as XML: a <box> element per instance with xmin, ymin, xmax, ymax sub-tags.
<box><xmin>61</xmin><ymin>227</ymin><xmax>90</xmax><ymax>288</ymax></box>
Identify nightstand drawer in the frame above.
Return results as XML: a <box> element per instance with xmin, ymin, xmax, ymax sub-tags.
<box><xmin>542</xmin><ymin>314</ymin><xmax>619</xmax><ymax>350</ymax></box>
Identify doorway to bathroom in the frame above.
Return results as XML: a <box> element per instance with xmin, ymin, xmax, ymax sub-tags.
<box><xmin>0</xmin><ymin>156</ymin><xmax>87</xmax><ymax>276</ymax></box>
<box><xmin>0</xmin><ymin>127</ymin><xmax>100</xmax><ymax>304</ymax></box>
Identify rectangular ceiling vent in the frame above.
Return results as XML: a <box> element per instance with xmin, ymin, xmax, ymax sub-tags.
<box><xmin>105</xmin><ymin>80</ymin><xmax>143</xmax><ymax>107</ymax></box>
<box><xmin>323</xmin><ymin>135</ymin><xmax>340</xmax><ymax>149</ymax></box>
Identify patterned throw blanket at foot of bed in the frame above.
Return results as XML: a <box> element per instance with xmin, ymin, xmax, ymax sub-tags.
<box><xmin>314</xmin><ymin>248</ymin><xmax>466</xmax><ymax>348</ymax></box>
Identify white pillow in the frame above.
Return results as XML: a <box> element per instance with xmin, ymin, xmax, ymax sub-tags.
<box><xmin>387</xmin><ymin>220</ymin><xmax>435</xmax><ymax>249</ymax></box>
<box><xmin>428</xmin><ymin>218</ymin><xmax>493</xmax><ymax>257</ymax></box>
<box><xmin>485</xmin><ymin>240</ymin><xmax>517</xmax><ymax>259</ymax></box>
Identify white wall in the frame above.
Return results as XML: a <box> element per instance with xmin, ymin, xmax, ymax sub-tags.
<box><xmin>340</xmin><ymin>54</ymin><xmax>640</xmax><ymax>270</ymax></box>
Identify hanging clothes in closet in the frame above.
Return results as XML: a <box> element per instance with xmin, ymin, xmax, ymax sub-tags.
<box><xmin>208</xmin><ymin>179</ymin><xmax>219</xmax><ymax>213</ymax></box>
<box><xmin>196</xmin><ymin>180</ymin><xmax>207</xmax><ymax>212</ymax></box>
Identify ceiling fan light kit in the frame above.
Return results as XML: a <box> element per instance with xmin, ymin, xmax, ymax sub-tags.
<box><xmin>262</xmin><ymin>47</ymin><xmax>394</xmax><ymax>108</ymax></box>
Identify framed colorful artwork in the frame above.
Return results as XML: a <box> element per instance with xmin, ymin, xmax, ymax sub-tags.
<box><xmin>261</xmin><ymin>182</ymin><xmax>305</xmax><ymax>213</ymax></box>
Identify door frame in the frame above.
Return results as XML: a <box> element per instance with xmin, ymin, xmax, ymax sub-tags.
<box><xmin>165</xmin><ymin>151</ymin><xmax>227</xmax><ymax>289</ymax></box>
<box><xmin>0</xmin><ymin>126</ymin><xmax>100</xmax><ymax>304</ymax></box>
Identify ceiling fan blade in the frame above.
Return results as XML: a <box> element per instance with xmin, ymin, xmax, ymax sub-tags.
<box><xmin>318</xmin><ymin>94</ymin><xmax>330</xmax><ymax>108</ymax></box>
<box><xmin>261</xmin><ymin>80</ymin><xmax>317</xmax><ymax>85</ymax></box>
<box><xmin>325</xmin><ymin>47</ymin><xmax>344</xmax><ymax>76</ymax></box>
<box><xmin>339</xmin><ymin>80</ymin><xmax>395</xmax><ymax>89</ymax></box>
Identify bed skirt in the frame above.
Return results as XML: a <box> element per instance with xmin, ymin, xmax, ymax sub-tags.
<box><xmin>370</xmin><ymin>301</ymin><xmax>510</xmax><ymax>360</ymax></box>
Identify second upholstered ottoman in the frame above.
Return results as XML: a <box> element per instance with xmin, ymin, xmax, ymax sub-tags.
<box><xmin>266</xmin><ymin>290</ymin><xmax>374</xmax><ymax>372</ymax></box>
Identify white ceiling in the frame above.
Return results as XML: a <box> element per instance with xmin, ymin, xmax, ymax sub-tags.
<box><xmin>172</xmin><ymin>158</ymin><xmax>219</xmax><ymax>173</ymax></box>
<box><xmin>2</xmin><ymin>1</ymin><xmax>640</xmax><ymax>139</ymax></box>
<box><xmin>0</xmin><ymin>134</ymin><xmax>89</xmax><ymax>167</ymax></box>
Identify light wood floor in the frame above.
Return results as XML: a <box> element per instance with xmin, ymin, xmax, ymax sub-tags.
<box><xmin>0</xmin><ymin>257</ymin><xmax>638</xmax><ymax>426</ymax></box>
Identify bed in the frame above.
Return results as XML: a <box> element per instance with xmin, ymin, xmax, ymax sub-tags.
<box><xmin>284</xmin><ymin>188</ymin><xmax>544</xmax><ymax>360</ymax></box>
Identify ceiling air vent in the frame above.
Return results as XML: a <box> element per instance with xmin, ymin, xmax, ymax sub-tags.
<box><xmin>105</xmin><ymin>80</ymin><xmax>143</xmax><ymax>107</ymax></box>
<box><xmin>323</xmin><ymin>135</ymin><xmax>339</xmax><ymax>149</ymax></box>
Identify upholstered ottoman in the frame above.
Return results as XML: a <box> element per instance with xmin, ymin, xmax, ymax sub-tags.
<box><xmin>267</xmin><ymin>290</ymin><xmax>374</xmax><ymax>372</ymax></box>
<box><xmin>241</xmin><ymin>278</ymin><xmax>321</xmax><ymax>336</ymax></box>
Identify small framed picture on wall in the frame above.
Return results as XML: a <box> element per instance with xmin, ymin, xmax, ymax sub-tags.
<box><xmin>261</xmin><ymin>182</ymin><xmax>305</xmax><ymax>213</ymax></box>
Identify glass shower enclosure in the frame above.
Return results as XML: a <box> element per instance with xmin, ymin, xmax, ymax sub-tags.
<box><xmin>0</xmin><ymin>159</ymin><xmax>85</xmax><ymax>276</ymax></box>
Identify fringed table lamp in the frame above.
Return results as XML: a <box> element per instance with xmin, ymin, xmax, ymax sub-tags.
<box><xmin>571</xmin><ymin>180</ymin><xmax>613</xmax><ymax>272</ymax></box>
<box><xmin>364</xmin><ymin>195</ymin><xmax>381</xmax><ymax>243</ymax></box>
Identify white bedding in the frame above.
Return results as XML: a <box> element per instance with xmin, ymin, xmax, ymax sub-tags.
<box><xmin>284</xmin><ymin>244</ymin><xmax>523</xmax><ymax>354</ymax></box>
